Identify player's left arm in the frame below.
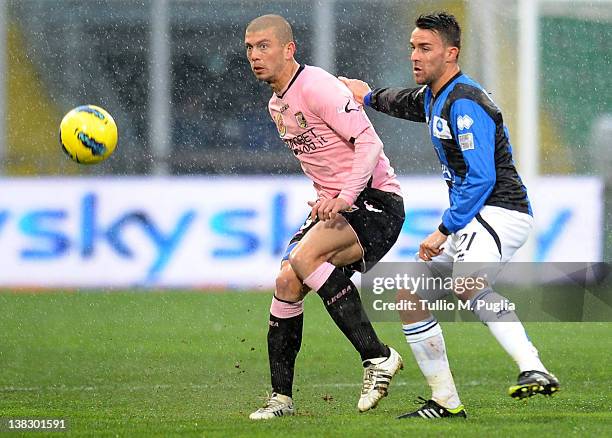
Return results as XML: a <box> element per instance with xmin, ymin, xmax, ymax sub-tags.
<box><xmin>438</xmin><ymin>98</ymin><xmax>497</xmax><ymax>236</ymax></box>
<box><xmin>305</xmin><ymin>78</ymin><xmax>381</xmax><ymax>220</ymax></box>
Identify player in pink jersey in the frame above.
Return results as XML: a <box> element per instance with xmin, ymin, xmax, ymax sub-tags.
<box><xmin>267</xmin><ymin>64</ymin><xmax>402</xmax><ymax>204</ymax></box>
<box><xmin>245</xmin><ymin>15</ymin><xmax>405</xmax><ymax>420</ymax></box>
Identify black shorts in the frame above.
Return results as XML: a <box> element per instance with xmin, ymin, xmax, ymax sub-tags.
<box><xmin>282</xmin><ymin>188</ymin><xmax>405</xmax><ymax>273</ymax></box>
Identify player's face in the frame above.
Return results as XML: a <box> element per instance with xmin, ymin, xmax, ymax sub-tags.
<box><xmin>409</xmin><ymin>28</ymin><xmax>449</xmax><ymax>86</ymax></box>
<box><xmin>245</xmin><ymin>29</ymin><xmax>288</xmax><ymax>84</ymax></box>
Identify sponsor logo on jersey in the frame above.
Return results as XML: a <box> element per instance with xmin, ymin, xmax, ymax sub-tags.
<box><xmin>279</xmin><ymin>103</ymin><xmax>290</xmax><ymax>113</ymax></box>
<box><xmin>282</xmin><ymin>127</ymin><xmax>328</xmax><ymax>156</ymax></box>
<box><xmin>294</xmin><ymin>112</ymin><xmax>308</xmax><ymax>129</ymax></box>
<box><xmin>274</xmin><ymin>113</ymin><xmax>286</xmax><ymax>137</ymax></box>
<box><xmin>433</xmin><ymin>116</ymin><xmax>452</xmax><ymax>139</ymax></box>
<box><xmin>457</xmin><ymin>114</ymin><xmax>474</xmax><ymax>130</ymax></box>
<box><xmin>458</xmin><ymin>133</ymin><xmax>475</xmax><ymax>151</ymax></box>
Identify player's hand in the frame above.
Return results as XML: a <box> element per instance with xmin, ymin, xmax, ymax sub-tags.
<box><xmin>307</xmin><ymin>198</ymin><xmax>350</xmax><ymax>221</ymax></box>
<box><xmin>419</xmin><ymin>229</ymin><xmax>448</xmax><ymax>261</ymax></box>
<box><xmin>338</xmin><ymin>76</ymin><xmax>371</xmax><ymax>105</ymax></box>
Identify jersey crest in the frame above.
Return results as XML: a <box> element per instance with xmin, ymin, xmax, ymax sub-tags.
<box><xmin>294</xmin><ymin>112</ymin><xmax>308</xmax><ymax>129</ymax></box>
<box><xmin>433</xmin><ymin>116</ymin><xmax>452</xmax><ymax>139</ymax></box>
<box><xmin>274</xmin><ymin>113</ymin><xmax>286</xmax><ymax>137</ymax></box>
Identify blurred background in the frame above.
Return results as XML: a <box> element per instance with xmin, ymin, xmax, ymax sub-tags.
<box><xmin>0</xmin><ymin>5</ymin><xmax>609</xmax><ymax>434</ymax></box>
<box><xmin>0</xmin><ymin>0</ymin><xmax>610</xmax><ymax>288</ymax></box>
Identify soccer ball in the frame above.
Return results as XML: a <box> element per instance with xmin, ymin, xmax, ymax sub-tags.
<box><xmin>59</xmin><ymin>105</ymin><xmax>118</xmax><ymax>164</ymax></box>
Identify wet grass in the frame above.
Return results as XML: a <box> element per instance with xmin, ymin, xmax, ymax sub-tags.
<box><xmin>0</xmin><ymin>291</ymin><xmax>610</xmax><ymax>436</ymax></box>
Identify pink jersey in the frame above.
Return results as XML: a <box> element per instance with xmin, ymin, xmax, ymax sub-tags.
<box><xmin>268</xmin><ymin>65</ymin><xmax>402</xmax><ymax>205</ymax></box>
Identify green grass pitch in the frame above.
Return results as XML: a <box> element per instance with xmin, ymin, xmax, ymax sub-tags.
<box><xmin>0</xmin><ymin>291</ymin><xmax>610</xmax><ymax>436</ymax></box>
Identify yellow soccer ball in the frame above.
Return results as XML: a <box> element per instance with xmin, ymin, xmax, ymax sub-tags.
<box><xmin>59</xmin><ymin>105</ymin><xmax>118</xmax><ymax>164</ymax></box>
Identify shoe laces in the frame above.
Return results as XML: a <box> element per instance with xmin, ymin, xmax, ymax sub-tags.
<box><xmin>261</xmin><ymin>392</ymin><xmax>284</xmax><ymax>410</ymax></box>
<box><xmin>361</xmin><ymin>364</ymin><xmax>383</xmax><ymax>394</ymax></box>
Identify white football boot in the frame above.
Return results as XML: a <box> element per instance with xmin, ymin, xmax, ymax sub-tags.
<box><xmin>249</xmin><ymin>392</ymin><xmax>294</xmax><ymax>420</ymax></box>
<box><xmin>358</xmin><ymin>347</ymin><xmax>403</xmax><ymax>412</ymax></box>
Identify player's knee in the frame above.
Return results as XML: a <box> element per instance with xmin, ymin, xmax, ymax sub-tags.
<box><xmin>275</xmin><ymin>270</ymin><xmax>295</xmax><ymax>294</ymax></box>
<box><xmin>287</xmin><ymin>246</ymin><xmax>316</xmax><ymax>278</ymax></box>
<box><xmin>275</xmin><ymin>268</ymin><xmax>303</xmax><ymax>302</ymax></box>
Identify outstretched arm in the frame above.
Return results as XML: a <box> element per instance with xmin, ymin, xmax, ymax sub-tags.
<box><xmin>339</xmin><ymin>76</ymin><xmax>427</xmax><ymax>122</ymax></box>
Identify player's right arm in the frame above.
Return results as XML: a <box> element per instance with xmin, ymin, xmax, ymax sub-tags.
<box><xmin>303</xmin><ymin>76</ymin><xmax>381</xmax><ymax>213</ymax></box>
<box><xmin>366</xmin><ymin>87</ymin><xmax>427</xmax><ymax>122</ymax></box>
<box><xmin>339</xmin><ymin>77</ymin><xmax>426</xmax><ymax>122</ymax></box>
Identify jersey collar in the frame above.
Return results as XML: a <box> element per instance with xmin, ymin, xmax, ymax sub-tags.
<box><xmin>432</xmin><ymin>70</ymin><xmax>463</xmax><ymax>99</ymax></box>
<box><xmin>276</xmin><ymin>64</ymin><xmax>305</xmax><ymax>99</ymax></box>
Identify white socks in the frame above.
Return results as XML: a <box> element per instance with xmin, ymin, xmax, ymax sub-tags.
<box><xmin>403</xmin><ymin>317</ymin><xmax>462</xmax><ymax>409</ymax></box>
<box><xmin>486</xmin><ymin>321</ymin><xmax>548</xmax><ymax>372</ymax></box>
<box><xmin>403</xmin><ymin>288</ymin><xmax>550</xmax><ymax>411</ymax></box>
<box><xmin>470</xmin><ymin>288</ymin><xmax>548</xmax><ymax>373</ymax></box>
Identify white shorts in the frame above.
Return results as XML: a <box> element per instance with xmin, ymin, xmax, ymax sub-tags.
<box><xmin>415</xmin><ymin>206</ymin><xmax>533</xmax><ymax>300</ymax></box>
<box><xmin>441</xmin><ymin>205</ymin><xmax>533</xmax><ymax>264</ymax></box>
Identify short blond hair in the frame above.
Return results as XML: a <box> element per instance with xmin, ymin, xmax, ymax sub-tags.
<box><xmin>245</xmin><ymin>14</ymin><xmax>294</xmax><ymax>44</ymax></box>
